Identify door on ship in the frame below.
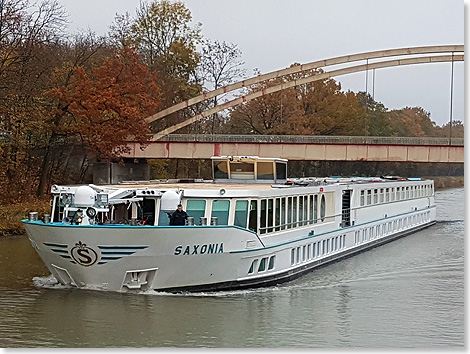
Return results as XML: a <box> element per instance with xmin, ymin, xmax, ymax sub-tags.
<box><xmin>341</xmin><ymin>190</ymin><xmax>352</xmax><ymax>227</ymax></box>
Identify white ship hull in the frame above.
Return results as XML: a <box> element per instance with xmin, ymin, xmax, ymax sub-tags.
<box><xmin>22</xmin><ymin>156</ymin><xmax>437</xmax><ymax>293</ymax></box>
<box><xmin>23</xmin><ymin>203</ymin><xmax>436</xmax><ymax>292</ymax></box>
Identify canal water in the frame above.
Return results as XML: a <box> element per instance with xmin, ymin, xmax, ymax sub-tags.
<box><xmin>0</xmin><ymin>188</ymin><xmax>464</xmax><ymax>348</ymax></box>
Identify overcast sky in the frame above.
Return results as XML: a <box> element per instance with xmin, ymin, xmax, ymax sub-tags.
<box><xmin>56</xmin><ymin>0</ymin><xmax>465</xmax><ymax>127</ymax></box>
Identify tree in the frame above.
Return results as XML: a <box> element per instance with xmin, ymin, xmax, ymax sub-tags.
<box><xmin>227</xmin><ymin>65</ymin><xmax>368</xmax><ymax>136</ymax></box>
<box><xmin>386</xmin><ymin>107</ymin><xmax>435</xmax><ymax>137</ymax></box>
<box><xmin>38</xmin><ymin>47</ymin><xmax>160</xmax><ymax>195</ymax></box>
<box><xmin>198</xmin><ymin>39</ymin><xmax>246</xmax><ymax>133</ymax></box>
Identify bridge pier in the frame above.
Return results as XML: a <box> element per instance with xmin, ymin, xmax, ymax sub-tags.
<box><xmin>92</xmin><ymin>159</ymin><xmax>150</xmax><ymax>184</ymax></box>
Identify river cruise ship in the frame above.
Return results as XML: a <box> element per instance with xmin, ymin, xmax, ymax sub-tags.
<box><xmin>23</xmin><ymin>156</ymin><xmax>436</xmax><ymax>293</ymax></box>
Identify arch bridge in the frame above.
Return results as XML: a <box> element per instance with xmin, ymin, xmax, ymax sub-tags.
<box><xmin>144</xmin><ymin>45</ymin><xmax>463</xmax><ymax>139</ymax></box>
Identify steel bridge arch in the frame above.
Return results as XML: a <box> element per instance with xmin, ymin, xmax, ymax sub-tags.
<box><xmin>147</xmin><ymin>45</ymin><xmax>463</xmax><ymax>139</ymax></box>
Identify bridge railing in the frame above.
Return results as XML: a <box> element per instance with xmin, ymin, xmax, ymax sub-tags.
<box><xmin>151</xmin><ymin>134</ymin><xmax>464</xmax><ymax>146</ymax></box>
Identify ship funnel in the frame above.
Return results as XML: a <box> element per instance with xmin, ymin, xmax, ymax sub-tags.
<box><xmin>160</xmin><ymin>190</ymin><xmax>181</xmax><ymax>212</ymax></box>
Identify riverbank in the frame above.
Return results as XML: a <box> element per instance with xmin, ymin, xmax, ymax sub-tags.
<box><xmin>0</xmin><ymin>177</ymin><xmax>464</xmax><ymax>237</ymax></box>
<box><xmin>426</xmin><ymin>176</ymin><xmax>465</xmax><ymax>189</ymax></box>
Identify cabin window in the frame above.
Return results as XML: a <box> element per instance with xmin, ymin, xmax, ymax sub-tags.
<box><xmin>281</xmin><ymin>198</ymin><xmax>286</xmax><ymax>230</ymax></box>
<box><xmin>307</xmin><ymin>244</ymin><xmax>311</xmax><ymax>259</ymax></box>
<box><xmin>299</xmin><ymin>196</ymin><xmax>304</xmax><ymax>226</ymax></box>
<box><xmin>303</xmin><ymin>196</ymin><xmax>308</xmax><ymax>226</ymax></box>
<box><xmin>385</xmin><ymin>188</ymin><xmax>390</xmax><ymax>202</ymax></box>
<box><xmin>293</xmin><ymin>197</ymin><xmax>298</xmax><ymax>227</ymax></box>
<box><xmin>312</xmin><ymin>243</ymin><xmax>316</xmax><ymax>257</ymax></box>
<box><xmin>367</xmin><ymin>190</ymin><xmax>372</xmax><ymax>205</ymax></box>
<box><xmin>276</xmin><ymin>162</ymin><xmax>287</xmax><ymax>180</ymax></box>
<box><xmin>275</xmin><ymin>198</ymin><xmax>281</xmax><ymax>231</ymax></box>
<box><xmin>234</xmin><ymin>200</ymin><xmax>249</xmax><ymax>228</ymax></box>
<box><xmin>267</xmin><ymin>199</ymin><xmax>274</xmax><ymax>232</ymax></box>
<box><xmin>230</xmin><ymin>162</ymin><xmax>254</xmax><ymax>179</ymax></box>
<box><xmin>309</xmin><ymin>195</ymin><xmax>314</xmax><ymax>224</ymax></box>
<box><xmin>314</xmin><ymin>195</ymin><xmax>318</xmax><ymax>223</ymax></box>
<box><xmin>287</xmin><ymin>197</ymin><xmax>293</xmax><ymax>228</ymax></box>
<box><xmin>268</xmin><ymin>256</ymin><xmax>276</xmax><ymax>270</ymax></box>
<box><xmin>260</xmin><ymin>199</ymin><xmax>267</xmax><ymax>234</ymax></box>
<box><xmin>212</xmin><ymin>200</ymin><xmax>230</xmax><ymax>225</ymax></box>
<box><xmin>320</xmin><ymin>195</ymin><xmax>326</xmax><ymax>222</ymax></box>
<box><xmin>248</xmin><ymin>200</ymin><xmax>258</xmax><ymax>232</ymax></box>
<box><xmin>360</xmin><ymin>191</ymin><xmax>365</xmax><ymax>206</ymax></box>
<box><xmin>291</xmin><ymin>249</ymin><xmax>295</xmax><ymax>265</ymax></box>
<box><xmin>373</xmin><ymin>189</ymin><xmax>378</xmax><ymax>204</ymax></box>
<box><xmin>379</xmin><ymin>189</ymin><xmax>384</xmax><ymax>203</ymax></box>
<box><xmin>248</xmin><ymin>260</ymin><xmax>257</xmax><ymax>274</ymax></box>
<box><xmin>390</xmin><ymin>188</ymin><xmax>395</xmax><ymax>201</ymax></box>
<box><xmin>258</xmin><ymin>257</ymin><xmax>267</xmax><ymax>272</ymax></box>
<box><xmin>213</xmin><ymin>160</ymin><xmax>228</xmax><ymax>179</ymax></box>
<box><xmin>257</xmin><ymin>162</ymin><xmax>274</xmax><ymax>180</ymax></box>
<box><xmin>186</xmin><ymin>200</ymin><xmax>206</xmax><ymax>224</ymax></box>
<box><xmin>302</xmin><ymin>245</ymin><xmax>306</xmax><ymax>261</ymax></box>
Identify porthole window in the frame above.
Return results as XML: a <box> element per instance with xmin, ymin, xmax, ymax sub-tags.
<box><xmin>248</xmin><ymin>259</ymin><xmax>258</xmax><ymax>274</ymax></box>
<box><xmin>268</xmin><ymin>256</ymin><xmax>276</xmax><ymax>270</ymax></box>
<box><xmin>258</xmin><ymin>257</ymin><xmax>267</xmax><ymax>272</ymax></box>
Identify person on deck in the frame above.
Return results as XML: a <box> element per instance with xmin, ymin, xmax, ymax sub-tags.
<box><xmin>169</xmin><ymin>204</ymin><xmax>188</xmax><ymax>225</ymax></box>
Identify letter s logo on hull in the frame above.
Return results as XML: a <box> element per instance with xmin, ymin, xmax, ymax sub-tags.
<box><xmin>70</xmin><ymin>241</ymin><xmax>98</xmax><ymax>266</ymax></box>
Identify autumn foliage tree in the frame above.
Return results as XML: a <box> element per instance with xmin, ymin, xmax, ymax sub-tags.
<box><xmin>38</xmin><ymin>47</ymin><xmax>159</xmax><ymax>195</ymax></box>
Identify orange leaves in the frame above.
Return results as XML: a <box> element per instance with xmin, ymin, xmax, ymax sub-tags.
<box><xmin>48</xmin><ymin>47</ymin><xmax>160</xmax><ymax>159</ymax></box>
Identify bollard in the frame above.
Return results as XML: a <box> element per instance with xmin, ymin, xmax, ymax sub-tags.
<box><xmin>186</xmin><ymin>217</ymin><xmax>195</xmax><ymax>226</ymax></box>
<box><xmin>43</xmin><ymin>214</ymin><xmax>51</xmax><ymax>223</ymax></box>
<box><xmin>29</xmin><ymin>212</ymin><xmax>38</xmax><ymax>221</ymax></box>
<box><xmin>210</xmin><ymin>217</ymin><xmax>218</xmax><ymax>226</ymax></box>
<box><xmin>199</xmin><ymin>217</ymin><xmax>207</xmax><ymax>226</ymax></box>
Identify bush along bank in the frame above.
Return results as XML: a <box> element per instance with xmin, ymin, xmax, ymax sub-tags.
<box><xmin>0</xmin><ymin>199</ymin><xmax>51</xmax><ymax>237</ymax></box>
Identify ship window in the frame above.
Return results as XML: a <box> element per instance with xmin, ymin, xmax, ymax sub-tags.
<box><xmin>296</xmin><ymin>247</ymin><xmax>301</xmax><ymax>263</ymax></box>
<box><xmin>291</xmin><ymin>249</ymin><xmax>295</xmax><ymax>265</ymax></box>
<box><xmin>323</xmin><ymin>240</ymin><xmax>326</xmax><ymax>254</ymax></box>
<box><xmin>248</xmin><ymin>200</ymin><xmax>258</xmax><ymax>232</ymax></box>
<box><xmin>293</xmin><ymin>197</ymin><xmax>298</xmax><ymax>227</ymax></box>
<box><xmin>314</xmin><ymin>195</ymin><xmax>318</xmax><ymax>223</ymax></box>
<box><xmin>312</xmin><ymin>243</ymin><xmax>316</xmax><ymax>257</ymax></box>
<box><xmin>374</xmin><ymin>189</ymin><xmax>378</xmax><ymax>204</ymax></box>
<box><xmin>390</xmin><ymin>188</ymin><xmax>395</xmax><ymax>201</ymax></box>
<box><xmin>275</xmin><ymin>198</ymin><xmax>281</xmax><ymax>231</ymax></box>
<box><xmin>248</xmin><ymin>260</ymin><xmax>258</xmax><ymax>274</ymax></box>
<box><xmin>367</xmin><ymin>190</ymin><xmax>372</xmax><ymax>205</ymax></box>
<box><xmin>320</xmin><ymin>195</ymin><xmax>326</xmax><ymax>222</ymax></box>
<box><xmin>276</xmin><ymin>162</ymin><xmax>287</xmax><ymax>180</ymax></box>
<box><xmin>303</xmin><ymin>196</ymin><xmax>308</xmax><ymax>226</ymax></box>
<box><xmin>230</xmin><ymin>162</ymin><xmax>254</xmax><ymax>179</ymax></box>
<box><xmin>299</xmin><ymin>196</ymin><xmax>304</xmax><ymax>226</ymax></box>
<box><xmin>268</xmin><ymin>256</ymin><xmax>276</xmax><ymax>270</ymax></box>
<box><xmin>257</xmin><ymin>162</ymin><xmax>274</xmax><ymax>180</ymax></box>
<box><xmin>158</xmin><ymin>209</ymin><xmax>171</xmax><ymax>226</ymax></box>
<box><xmin>260</xmin><ymin>199</ymin><xmax>267</xmax><ymax>234</ymax></box>
<box><xmin>287</xmin><ymin>197</ymin><xmax>293</xmax><ymax>228</ymax></box>
<box><xmin>258</xmin><ymin>257</ymin><xmax>267</xmax><ymax>272</ymax></box>
<box><xmin>234</xmin><ymin>200</ymin><xmax>249</xmax><ymax>228</ymax></box>
<box><xmin>360</xmin><ymin>190</ymin><xmax>365</xmax><ymax>206</ymax></box>
<box><xmin>379</xmin><ymin>189</ymin><xmax>384</xmax><ymax>203</ymax></box>
<box><xmin>385</xmin><ymin>188</ymin><xmax>390</xmax><ymax>202</ymax></box>
<box><xmin>213</xmin><ymin>160</ymin><xmax>228</xmax><ymax>179</ymax></box>
<box><xmin>309</xmin><ymin>195</ymin><xmax>314</xmax><ymax>224</ymax></box>
<box><xmin>281</xmin><ymin>198</ymin><xmax>286</xmax><ymax>230</ymax></box>
<box><xmin>307</xmin><ymin>244</ymin><xmax>311</xmax><ymax>259</ymax></box>
<box><xmin>212</xmin><ymin>200</ymin><xmax>230</xmax><ymax>225</ymax></box>
<box><xmin>302</xmin><ymin>245</ymin><xmax>306</xmax><ymax>261</ymax></box>
<box><xmin>267</xmin><ymin>199</ymin><xmax>274</xmax><ymax>232</ymax></box>
<box><xmin>186</xmin><ymin>200</ymin><xmax>206</xmax><ymax>224</ymax></box>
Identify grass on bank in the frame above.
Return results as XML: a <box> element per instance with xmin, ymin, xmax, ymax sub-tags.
<box><xmin>0</xmin><ymin>199</ymin><xmax>51</xmax><ymax>236</ymax></box>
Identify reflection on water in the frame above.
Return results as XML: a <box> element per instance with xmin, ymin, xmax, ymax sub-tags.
<box><xmin>0</xmin><ymin>188</ymin><xmax>464</xmax><ymax>348</ymax></box>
